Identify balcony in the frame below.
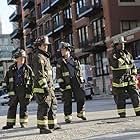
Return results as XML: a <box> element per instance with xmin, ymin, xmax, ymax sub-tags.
<box><xmin>41</xmin><ymin>2</ymin><xmax>50</xmax><ymax>15</ymax></box>
<box><xmin>23</xmin><ymin>0</ymin><xmax>34</xmax><ymax>10</ymax></box>
<box><xmin>50</xmin><ymin>0</ymin><xmax>60</xmax><ymax>7</ymax></box>
<box><xmin>42</xmin><ymin>0</ymin><xmax>60</xmax><ymax>14</ymax></box>
<box><xmin>53</xmin><ymin>22</ymin><xmax>64</xmax><ymax>33</ymax></box>
<box><xmin>9</xmin><ymin>10</ymin><xmax>21</xmax><ymax>22</ymax></box>
<box><xmin>7</xmin><ymin>0</ymin><xmax>17</xmax><ymax>5</ymax></box>
<box><xmin>45</xmin><ymin>28</ymin><xmax>53</xmax><ymax>36</ymax></box>
<box><xmin>23</xmin><ymin>17</ymin><xmax>36</xmax><ymax>29</ymax></box>
<box><xmin>78</xmin><ymin>2</ymin><xmax>102</xmax><ymax>18</ymax></box>
<box><xmin>25</xmin><ymin>39</ymin><xmax>34</xmax><ymax>48</ymax></box>
<box><xmin>10</xmin><ymin>29</ymin><xmax>22</xmax><ymax>39</ymax></box>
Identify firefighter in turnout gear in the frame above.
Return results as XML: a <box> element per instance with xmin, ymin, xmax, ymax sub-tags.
<box><xmin>2</xmin><ymin>48</ymin><xmax>34</xmax><ymax>129</ymax></box>
<box><xmin>56</xmin><ymin>42</ymin><xmax>86</xmax><ymax>123</ymax></box>
<box><xmin>109</xmin><ymin>36</ymin><xmax>140</xmax><ymax>118</ymax></box>
<box><xmin>32</xmin><ymin>36</ymin><xmax>61</xmax><ymax>134</ymax></box>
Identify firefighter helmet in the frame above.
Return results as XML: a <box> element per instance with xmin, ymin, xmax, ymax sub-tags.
<box><xmin>59</xmin><ymin>41</ymin><xmax>73</xmax><ymax>51</ymax></box>
<box><xmin>34</xmin><ymin>35</ymin><xmax>51</xmax><ymax>47</ymax></box>
<box><xmin>12</xmin><ymin>48</ymin><xmax>26</xmax><ymax>59</ymax></box>
<box><xmin>112</xmin><ymin>36</ymin><xmax>127</xmax><ymax>46</ymax></box>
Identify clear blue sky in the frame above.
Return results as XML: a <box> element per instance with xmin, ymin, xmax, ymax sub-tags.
<box><xmin>0</xmin><ymin>0</ymin><xmax>15</xmax><ymax>34</ymax></box>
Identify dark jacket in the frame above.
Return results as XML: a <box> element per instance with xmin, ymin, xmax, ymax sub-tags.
<box><xmin>109</xmin><ymin>49</ymin><xmax>137</xmax><ymax>88</ymax></box>
<box><xmin>56</xmin><ymin>57</ymin><xmax>83</xmax><ymax>92</ymax></box>
<box><xmin>4</xmin><ymin>63</ymin><xmax>34</xmax><ymax>98</ymax></box>
<box><xmin>32</xmin><ymin>49</ymin><xmax>53</xmax><ymax>94</ymax></box>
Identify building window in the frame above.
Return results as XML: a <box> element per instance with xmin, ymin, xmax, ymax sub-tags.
<box><xmin>76</xmin><ymin>0</ymin><xmax>86</xmax><ymax>15</ymax></box>
<box><xmin>120</xmin><ymin>0</ymin><xmax>135</xmax><ymax>2</ymax></box>
<box><xmin>78</xmin><ymin>26</ymin><xmax>88</xmax><ymax>48</ymax></box>
<box><xmin>65</xmin><ymin>33</ymin><xmax>73</xmax><ymax>45</ymax></box>
<box><xmin>52</xmin><ymin>14</ymin><xmax>61</xmax><ymax>29</ymax></box>
<box><xmin>95</xmin><ymin>52</ymin><xmax>109</xmax><ymax>76</ymax></box>
<box><xmin>121</xmin><ymin>20</ymin><xmax>140</xmax><ymax>32</ymax></box>
<box><xmin>64</xmin><ymin>6</ymin><xmax>72</xmax><ymax>19</ymax></box>
<box><xmin>92</xmin><ymin>17</ymin><xmax>104</xmax><ymax>43</ymax></box>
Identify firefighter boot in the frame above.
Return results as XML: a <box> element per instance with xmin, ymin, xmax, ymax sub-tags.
<box><xmin>49</xmin><ymin>123</ymin><xmax>61</xmax><ymax>130</ymax></box>
<box><xmin>77</xmin><ymin>115</ymin><xmax>87</xmax><ymax>120</ymax></box>
<box><xmin>40</xmin><ymin>128</ymin><xmax>52</xmax><ymax>134</ymax></box>
<box><xmin>119</xmin><ymin>113</ymin><xmax>126</xmax><ymax>118</ymax></box>
<box><xmin>2</xmin><ymin>125</ymin><xmax>13</xmax><ymax>130</ymax></box>
<box><xmin>21</xmin><ymin>123</ymin><xmax>27</xmax><ymax>128</ymax></box>
<box><xmin>65</xmin><ymin>119</ymin><xmax>72</xmax><ymax>124</ymax></box>
<box><xmin>136</xmin><ymin>111</ymin><xmax>140</xmax><ymax>116</ymax></box>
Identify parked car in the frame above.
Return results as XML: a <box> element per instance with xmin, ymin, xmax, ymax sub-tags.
<box><xmin>0</xmin><ymin>94</ymin><xmax>9</xmax><ymax>106</ymax></box>
<box><xmin>134</xmin><ymin>59</ymin><xmax>140</xmax><ymax>90</ymax></box>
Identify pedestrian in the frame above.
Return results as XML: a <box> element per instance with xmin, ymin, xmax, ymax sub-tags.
<box><xmin>32</xmin><ymin>35</ymin><xmax>61</xmax><ymax>134</ymax></box>
<box><xmin>56</xmin><ymin>42</ymin><xmax>87</xmax><ymax>123</ymax></box>
<box><xmin>109</xmin><ymin>36</ymin><xmax>140</xmax><ymax>118</ymax></box>
<box><xmin>2</xmin><ymin>48</ymin><xmax>34</xmax><ymax>129</ymax></box>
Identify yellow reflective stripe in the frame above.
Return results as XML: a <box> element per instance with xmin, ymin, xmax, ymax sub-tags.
<box><xmin>64</xmin><ymin>115</ymin><xmax>72</xmax><ymax>120</ymax></box>
<box><xmin>48</xmin><ymin>119</ymin><xmax>57</xmax><ymax>125</ymax></box>
<box><xmin>57</xmin><ymin>78</ymin><xmax>64</xmax><ymax>83</ymax></box>
<box><xmin>37</xmin><ymin>120</ymin><xmax>48</xmax><ymax>125</ymax></box>
<box><xmin>117</xmin><ymin>109</ymin><xmax>125</xmax><ymax>114</ymax></box>
<box><xmin>8</xmin><ymin>91</ymin><xmax>15</xmax><ymax>96</ymax></box>
<box><xmin>60</xmin><ymin>88</ymin><xmax>64</xmax><ymax>92</ymax></box>
<box><xmin>76</xmin><ymin>65</ymin><xmax>79</xmax><ymax>69</ymax></box>
<box><xmin>111</xmin><ymin>65</ymin><xmax>132</xmax><ymax>70</ymax></box>
<box><xmin>7</xmin><ymin>118</ymin><xmax>16</xmax><ymax>123</ymax></box>
<box><xmin>20</xmin><ymin>118</ymin><xmax>28</xmax><ymax>123</ymax></box>
<box><xmin>25</xmin><ymin>94</ymin><xmax>32</xmax><ymax>99</ymax></box>
<box><xmin>27</xmin><ymin>80</ymin><xmax>30</xmax><ymax>85</ymax></box>
<box><xmin>65</xmin><ymin>85</ymin><xmax>71</xmax><ymax>90</ymax></box>
<box><xmin>38</xmin><ymin>78</ymin><xmax>47</xmax><ymax>86</ymax></box>
<box><xmin>118</xmin><ymin>58</ymin><xmax>125</xmax><ymax>64</ymax></box>
<box><xmin>48</xmin><ymin>70</ymin><xmax>52</xmax><ymax>75</ymax></box>
<box><xmin>112</xmin><ymin>82</ymin><xmax>128</xmax><ymax>87</ymax></box>
<box><xmin>33</xmin><ymin>88</ymin><xmax>44</xmax><ymax>93</ymax></box>
<box><xmin>132</xmin><ymin>68</ymin><xmax>137</xmax><ymax>74</ymax></box>
<box><xmin>77</xmin><ymin>111</ymin><xmax>86</xmax><ymax>117</ymax></box>
<box><xmin>62</xmin><ymin>72</ymin><xmax>69</xmax><ymax>77</ymax></box>
<box><xmin>57</xmin><ymin>64</ymin><xmax>61</xmax><ymax>68</ymax></box>
<box><xmin>2</xmin><ymin>82</ymin><xmax>6</xmax><ymax>86</ymax></box>
<box><xmin>9</xmin><ymin>78</ymin><xmax>14</xmax><ymax>82</ymax></box>
<box><xmin>134</xmin><ymin>107</ymin><xmax>140</xmax><ymax>112</ymax></box>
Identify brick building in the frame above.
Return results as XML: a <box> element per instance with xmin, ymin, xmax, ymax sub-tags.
<box><xmin>7</xmin><ymin>0</ymin><xmax>140</xmax><ymax>94</ymax></box>
<box><xmin>8</xmin><ymin>0</ymin><xmax>24</xmax><ymax>49</ymax></box>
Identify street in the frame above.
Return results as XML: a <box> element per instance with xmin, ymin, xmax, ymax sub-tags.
<box><xmin>1</xmin><ymin>97</ymin><xmax>140</xmax><ymax>140</ymax></box>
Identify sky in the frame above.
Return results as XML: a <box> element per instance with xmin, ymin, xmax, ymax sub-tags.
<box><xmin>0</xmin><ymin>0</ymin><xmax>15</xmax><ymax>34</ymax></box>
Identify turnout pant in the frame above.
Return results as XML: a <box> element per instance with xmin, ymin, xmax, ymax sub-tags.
<box><xmin>7</xmin><ymin>86</ymin><xmax>28</xmax><ymax>126</ymax></box>
<box><xmin>112</xmin><ymin>85</ymin><xmax>140</xmax><ymax>116</ymax></box>
<box><xmin>35</xmin><ymin>89</ymin><xmax>58</xmax><ymax>129</ymax></box>
<box><xmin>63</xmin><ymin>77</ymin><xmax>85</xmax><ymax>119</ymax></box>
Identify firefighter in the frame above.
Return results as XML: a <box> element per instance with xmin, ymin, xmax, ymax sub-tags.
<box><xmin>32</xmin><ymin>35</ymin><xmax>61</xmax><ymax>134</ymax></box>
<box><xmin>2</xmin><ymin>48</ymin><xmax>34</xmax><ymax>129</ymax></box>
<box><xmin>109</xmin><ymin>36</ymin><xmax>140</xmax><ymax>118</ymax></box>
<box><xmin>56</xmin><ymin>42</ymin><xmax>87</xmax><ymax>123</ymax></box>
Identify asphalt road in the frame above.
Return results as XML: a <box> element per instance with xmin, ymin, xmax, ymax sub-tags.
<box><xmin>1</xmin><ymin>97</ymin><xmax>140</xmax><ymax>140</ymax></box>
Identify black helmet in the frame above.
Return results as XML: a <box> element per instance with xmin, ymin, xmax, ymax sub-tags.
<box><xmin>58</xmin><ymin>41</ymin><xmax>73</xmax><ymax>51</ymax></box>
<box><xmin>12</xmin><ymin>48</ymin><xmax>26</xmax><ymax>59</ymax></box>
<box><xmin>34</xmin><ymin>35</ymin><xmax>51</xmax><ymax>47</ymax></box>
